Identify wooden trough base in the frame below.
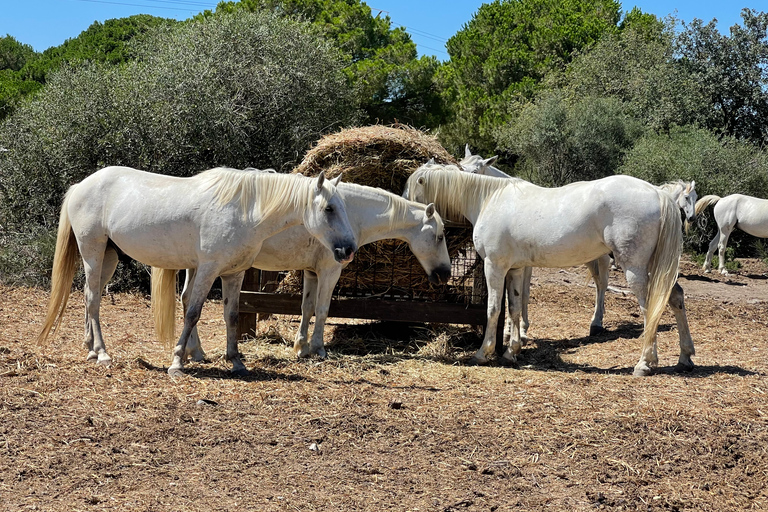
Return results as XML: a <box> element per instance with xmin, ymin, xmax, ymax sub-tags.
<box><xmin>236</xmin><ymin>269</ymin><xmax>506</xmax><ymax>351</ymax></box>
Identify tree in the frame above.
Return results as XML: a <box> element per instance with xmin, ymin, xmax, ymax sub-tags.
<box><xmin>676</xmin><ymin>9</ymin><xmax>768</xmax><ymax>144</ymax></box>
<box><xmin>556</xmin><ymin>12</ymin><xmax>706</xmax><ymax>134</ymax></box>
<box><xmin>0</xmin><ymin>11</ymin><xmax>360</xmax><ymax>286</ymax></box>
<box><xmin>209</xmin><ymin>0</ymin><xmax>444</xmax><ymax>127</ymax></box>
<box><xmin>498</xmin><ymin>92</ymin><xmax>641</xmax><ymax>185</ymax></box>
<box><xmin>439</xmin><ymin>0</ymin><xmax>621</xmax><ymax>157</ymax></box>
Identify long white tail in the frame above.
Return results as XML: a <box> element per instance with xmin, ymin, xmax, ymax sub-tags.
<box><xmin>694</xmin><ymin>194</ymin><xmax>721</xmax><ymax>217</ymax></box>
<box><xmin>151</xmin><ymin>267</ymin><xmax>178</xmax><ymax>349</ymax></box>
<box><xmin>642</xmin><ymin>191</ymin><xmax>683</xmax><ymax>353</ymax></box>
<box><xmin>38</xmin><ymin>189</ymin><xmax>80</xmax><ymax>345</ymax></box>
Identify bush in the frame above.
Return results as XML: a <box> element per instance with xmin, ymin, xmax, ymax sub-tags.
<box><xmin>619</xmin><ymin>126</ymin><xmax>768</xmax><ymax>255</ymax></box>
<box><xmin>0</xmin><ymin>10</ymin><xmax>360</xmax><ymax>288</ymax></box>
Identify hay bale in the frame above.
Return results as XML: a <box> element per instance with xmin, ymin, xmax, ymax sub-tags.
<box><xmin>279</xmin><ymin>124</ymin><xmax>478</xmax><ymax>301</ymax></box>
<box><xmin>292</xmin><ymin>124</ymin><xmax>457</xmax><ymax>192</ymax></box>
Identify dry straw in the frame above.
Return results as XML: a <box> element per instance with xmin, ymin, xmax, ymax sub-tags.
<box><xmin>279</xmin><ymin>124</ymin><xmax>479</xmax><ymax>299</ymax></box>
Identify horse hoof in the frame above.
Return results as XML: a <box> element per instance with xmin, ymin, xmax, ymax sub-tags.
<box><xmin>314</xmin><ymin>347</ymin><xmax>327</xmax><ymax>359</ymax></box>
<box><xmin>231</xmin><ymin>367</ymin><xmax>251</xmax><ymax>377</ymax></box>
<box><xmin>167</xmin><ymin>367</ymin><xmax>185</xmax><ymax>378</ymax></box>
<box><xmin>466</xmin><ymin>356</ymin><xmax>488</xmax><ymax>366</ymax></box>
<box><xmin>589</xmin><ymin>325</ymin><xmax>605</xmax><ymax>336</ymax></box>
<box><xmin>632</xmin><ymin>365</ymin><xmax>654</xmax><ymax>377</ymax></box>
<box><xmin>96</xmin><ymin>357</ymin><xmax>112</xmax><ymax>367</ymax></box>
<box><xmin>675</xmin><ymin>361</ymin><xmax>695</xmax><ymax>373</ymax></box>
<box><xmin>500</xmin><ymin>354</ymin><xmax>518</xmax><ymax>367</ymax></box>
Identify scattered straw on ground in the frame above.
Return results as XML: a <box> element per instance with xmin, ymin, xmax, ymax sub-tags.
<box><xmin>2</xmin><ymin>258</ymin><xmax>768</xmax><ymax>511</ymax></box>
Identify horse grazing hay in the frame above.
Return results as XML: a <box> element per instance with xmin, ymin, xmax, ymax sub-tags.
<box><xmin>278</xmin><ymin>124</ymin><xmax>481</xmax><ymax>302</ymax></box>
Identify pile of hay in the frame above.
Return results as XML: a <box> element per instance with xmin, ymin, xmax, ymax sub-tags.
<box><xmin>293</xmin><ymin>124</ymin><xmax>457</xmax><ymax>193</ymax></box>
<box><xmin>278</xmin><ymin>124</ymin><xmax>479</xmax><ymax>300</ymax></box>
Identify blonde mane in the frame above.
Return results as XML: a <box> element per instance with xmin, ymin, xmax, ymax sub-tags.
<box><xmin>409</xmin><ymin>166</ymin><xmax>515</xmax><ymax>222</ymax></box>
<box><xmin>197</xmin><ymin>167</ymin><xmax>332</xmax><ymax>221</ymax></box>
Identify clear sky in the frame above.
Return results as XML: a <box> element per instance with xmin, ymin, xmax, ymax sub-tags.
<box><xmin>0</xmin><ymin>0</ymin><xmax>754</xmax><ymax>60</ymax></box>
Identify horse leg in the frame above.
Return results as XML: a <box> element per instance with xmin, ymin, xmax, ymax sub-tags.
<box><xmin>168</xmin><ymin>268</ymin><xmax>217</xmax><ymax>377</ymax></box>
<box><xmin>586</xmin><ymin>254</ymin><xmax>610</xmax><ymax>336</ymax></box>
<box><xmin>470</xmin><ymin>259</ymin><xmax>507</xmax><ymax>364</ymax></box>
<box><xmin>181</xmin><ymin>269</ymin><xmax>206</xmax><ymax>363</ymax></box>
<box><xmin>502</xmin><ymin>268</ymin><xmax>527</xmax><ymax>363</ymax></box>
<box><xmin>306</xmin><ymin>267</ymin><xmax>341</xmax><ymax>359</ymax></box>
<box><xmin>221</xmin><ymin>272</ymin><xmax>248</xmax><ymax>376</ymax></box>
<box><xmin>703</xmin><ymin>232</ymin><xmax>719</xmax><ymax>273</ymax></box>
<box><xmin>716</xmin><ymin>227</ymin><xmax>733</xmax><ymax>275</ymax></box>
<box><xmin>294</xmin><ymin>271</ymin><xmax>318</xmax><ymax>358</ymax></box>
<box><xmin>503</xmin><ymin>266</ymin><xmax>532</xmax><ymax>350</ymax></box>
<box><xmin>82</xmin><ymin>247</ymin><xmax>118</xmax><ymax>355</ymax></box>
<box><xmin>81</xmin><ymin>244</ymin><xmax>112</xmax><ymax>365</ymax></box>
<box><xmin>669</xmin><ymin>282</ymin><xmax>695</xmax><ymax>372</ymax></box>
<box><xmin>624</xmin><ymin>265</ymin><xmax>657</xmax><ymax>376</ymax></box>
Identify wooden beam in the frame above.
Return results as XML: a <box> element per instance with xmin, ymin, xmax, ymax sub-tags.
<box><xmin>239</xmin><ymin>291</ymin><xmax>488</xmax><ymax>325</ymax></box>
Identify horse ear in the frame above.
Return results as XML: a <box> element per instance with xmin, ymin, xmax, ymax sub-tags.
<box><xmin>465</xmin><ymin>144</ymin><xmax>472</xmax><ymax>158</ymax></box>
<box><xmin>484</xmin><ymin>156</ymin><xmax>499</xmax><ymax>166</ymax></box>
<box><xmin>690</xmin><ymin>180</ymin><xmax>696</xmax><ymax>191</ymax></box>
<box><xmin>331</xmin><ymin>173</ymin><xmax>342</xmax><ymax>186</ymax></box>
<box><xmin>427</xmin><ymin>157</ymin><xmax>435</xmax><ymax>166</ymax></box>
<box><xmin>425</xmin><ymin>203</ymin><xmax>435</xmax><ymax>219</ymax></box>
<box><xmin>316</xmin><ymin>171</ymin><xmax>326</xmax><ymax>191</ymax></box>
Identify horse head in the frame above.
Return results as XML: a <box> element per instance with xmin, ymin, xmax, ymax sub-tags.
<box><xmin>406</xmin><ymin>202</ymin><xmax>451</xmax><ymax>284</ymax></box>
<box><xmin>306</xmin><ymin>172</ymin><xmax>358</xmax><ymax>263</ymax></box>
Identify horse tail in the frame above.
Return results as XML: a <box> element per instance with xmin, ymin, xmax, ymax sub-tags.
<box><xmin>151</xmin><ymin>267</ymin><xmax>178</xmax><ymax>349</ymax></box>
<box><xmin>694</xmin><ymin>195</ymin><xmax>721</xmax><ymax>217</ymax></box>
<box><xmin>38</xmin><ymin>189</ymin><xmax>80</xmax><ymax>345</ymax></box>
<box><xmin>643</xmin><ymin>190</ymin><xmax>683</xmax><ymax>357</ymax></box>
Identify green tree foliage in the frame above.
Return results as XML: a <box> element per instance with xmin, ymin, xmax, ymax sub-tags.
<box><xmin>0</xmin><ymin>16</ymin><xmax>174</xmax><ymax>120</ymax></box>
<box><xmin>210</xmin><ymin>0</ymin><xmax>444</xmax><ymax>127</ymax></box>
<box><xmin>619</xmin><ymin>126</ymin><xmax>768</xmax><ymax>252</ymax></box>
<box><xmin>21</xmin><ymin>14</ymin><xmax>176</xmax><ymax>83</ymax></box>
<box><xmin>0</xmin><ymin>11</ymin><xmax>359</xmax><ymax>286</ymax></box>
<box><xmin>498</xmin><ymin>92</ymin><xmax>642</xmax><ymax>185</ymax></box>
<box><xmin>556</xmin><ymin>12</ymin><xmax>706</xmax><ymax>134</ymax></box>
<box><xmin>439</xmin><ymin>0</ymin><xmax>621</xmax><ymax>156</ymax></box>
<box><xmin>0</xmin><ymin>36</ymin><xmax>41</xmax><ymax>118</ymax></box>
<box><xmin>676</xmin><ymin>9</ymin><xmax>768</xmax><ymax>144</ymax></box>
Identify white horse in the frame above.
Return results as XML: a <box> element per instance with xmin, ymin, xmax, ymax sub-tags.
<box><xmin>404</xmin><ymin>165</ymin><xmax>686</xmax><ymax>376</ymax></box>
<box><xmin>151</xmin><ymin>182</ymin><xmax>452</xmax><ymax>360</ymax></box>
<box><xmin>458</xmin><ymin>150</ymin><xmax>696</xmax><ymax>356</ymax></box>
<box><xmin>695</xmin><ymin>193</ymin><xmax>768</xmax><ymax>274</ymax></box>
<box><xmin>38</xmin><ymin>166</ymin><xmax>357</xmax><ymax>377</ymax></box>
<box><xmin>459</xmin><ymin>144</ymin><xmax>507</xmax><ymax>177</ymax></box>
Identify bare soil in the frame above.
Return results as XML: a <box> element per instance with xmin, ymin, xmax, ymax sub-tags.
<box><xmin>1</xmin><ymin>256</ymin><xmax>767</xmax><ymax>511</ymax></box>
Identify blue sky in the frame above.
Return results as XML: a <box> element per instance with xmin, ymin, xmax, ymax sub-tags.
<box><xmin>0</xmin><ymin>0</ymin><xmax>753</xmax><ymax>60</ymax></box>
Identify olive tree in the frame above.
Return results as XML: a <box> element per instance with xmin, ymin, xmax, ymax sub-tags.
<box><xmin>0</xmin><ymin>10</ymin><xmax>360</xmax><ymax>286</ymax></box>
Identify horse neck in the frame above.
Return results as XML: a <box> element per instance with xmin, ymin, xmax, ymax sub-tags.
<box><xmin>431</xmin><ymin>172</ymin><xmax>510</xmax><ymax>225</ymax></box>
<box><xmin>340</xmin><ymin>184</ymin><xmax>420</xmax><ymax>245</ymax></box>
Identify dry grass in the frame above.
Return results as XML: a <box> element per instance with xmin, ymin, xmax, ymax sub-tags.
<box><xmin>279</xmin><ymin>124</ymin><xmax>472</xmax><ymax>297</ymax></box>
<box><xmin>2</xmin><ymin>260</ymin><xmax>768</xmax><ymax>510</ymax></box>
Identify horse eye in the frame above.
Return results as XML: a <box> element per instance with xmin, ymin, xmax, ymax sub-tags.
<box><xmin>325</xmin><ymin>205</ymin><xmax>334</xmax><ymax>213</ymax></box>
<box><xmin>437</xmin><ymin>234</ymin><xmax>444</xmax><ymax>242</ymax></box>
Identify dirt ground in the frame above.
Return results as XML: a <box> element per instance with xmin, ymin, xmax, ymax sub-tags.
<box><xmin>1</xmin><ymin>256</ymin><xmax>767</xmax><ymax>511</ymax></box>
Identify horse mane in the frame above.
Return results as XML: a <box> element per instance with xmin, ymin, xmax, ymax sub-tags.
<box><xmin>410</xmin><ymin>165</ymin><xmax>514</xmax><ymax>222</ymax></box>
<box><xmin>197</xmin><ymin>167</ymin><xmax>328</xmax><ymax>221</ymax></box>
<box><xmin>339</xmin><ymin>182</ymin><xmax>426</xmax><ymax>230</ymax></box>
<box><xmin>658</xmin><ymin>180</ymin><xmax>693</xmax><ymax>196</ymax></box>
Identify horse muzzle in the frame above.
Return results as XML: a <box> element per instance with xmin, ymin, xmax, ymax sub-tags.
<box><xmin>429</xmin><ymin>265</ymin><xmax>452</xmax><ymax>285</ymax></box>
<box><xmin>333</xmin><ymin>244</ymin><xmax>356</xmax><ymax>264</ymax></box>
